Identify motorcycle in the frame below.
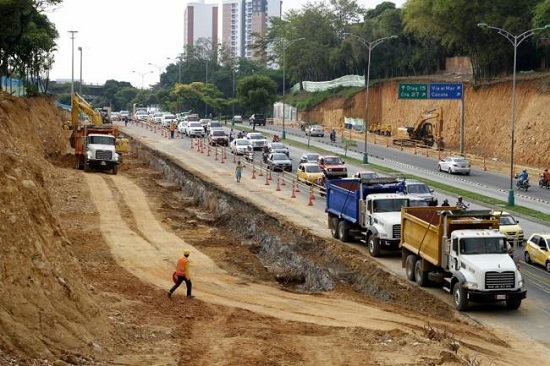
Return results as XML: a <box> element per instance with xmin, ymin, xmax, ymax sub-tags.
<box><xmin>456</xmin><ymin>201</ymin><xmax>469</xmax><ymax>210</ymax></box>
<box><xmin>539</xmin><ymin>175</ymin><xmax>550</xmax><ymax>189</ymax></box>
<box><xmin>516</xmin><ymin>179</ymin><xmax>530</xmax><ymax>191</ymax></box>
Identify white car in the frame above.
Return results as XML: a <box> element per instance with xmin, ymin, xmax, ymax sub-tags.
<box><xmin>230</xmin><ymin>138</ymin><xmax>252</xmax><ymax>155</ymax></box>
<box><xmin>162</xmin><ymin>113</ymin><xmax>177</xmax><ymax>128</ymax></box>
<box><xmin>438</xmin><ymin>156</ymin><xmax>471</xmax><ymax>175</ymax></box>
<box><xmin>185</xmin><ymin>121</ymin><xmax>205</xmax><ymax>137</ymax></box>
<box><xmin>152</xmin><ymin>112</ymin><xmax>164</xmax><ymax>124</ymax></box>
<box><xmin>177</xmin><ymin>121</ymin><xmax>188</xmax><ymax>134</ymax></box>
<box><xmin>246</xmin><ymin>132</ymin><xmax>267</xmax><ymax>151</ymax></box>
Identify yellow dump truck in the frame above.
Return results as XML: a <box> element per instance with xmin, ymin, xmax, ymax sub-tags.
<box><xmin>400</xmin><ymin>207</ymin><xmax>526</xmax><ymax>311</ymax></box>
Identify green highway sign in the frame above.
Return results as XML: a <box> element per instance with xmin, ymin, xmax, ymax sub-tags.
<box><xmin>398</xmin><ymin>83</ymin><xmax>429</xmax><ymax>99</ymax></box>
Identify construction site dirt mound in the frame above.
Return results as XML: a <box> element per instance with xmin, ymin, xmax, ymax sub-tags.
<box><xmin>0</xmin><ymin>92</ymin><xmax>548</xmax><ymax>365</ymax></box>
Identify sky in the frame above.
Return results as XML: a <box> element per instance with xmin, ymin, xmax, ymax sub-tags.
<box><xmin>47</xmin><ymin>0</ymin><xmax>405</xmax><ymax>89</ymax></box>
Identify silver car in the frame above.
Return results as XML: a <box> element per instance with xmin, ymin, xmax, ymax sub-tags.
<box><xmin>438</xmin><ymin>156</ymin><xmax>471</xmax><ymax>175</ymax></box>
<box><xmin>306</xmin><ymin>124</ymin><xmax>325</xmax><ymax>137</ymax></box>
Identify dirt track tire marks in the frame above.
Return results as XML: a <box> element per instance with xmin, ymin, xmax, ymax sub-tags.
<box><xmin>85</xmin><ymin>173</ymin><xmax>432</xmax><ymax>331</ymax></box>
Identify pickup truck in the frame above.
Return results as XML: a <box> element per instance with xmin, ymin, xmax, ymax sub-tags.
<box><xmin>400</xmin><ymin>207</ymin><xmax>526</xmax><ymax>310</ymax></box>
<box><xmin>326</xmin><ymin>177</ymin><xmax>425</xmax><ymax>256</ymax></box>
<box><xmin>318</xmin><ymin>155</ymin><xmax>347</xmax><ymax>179</ymax></box>
<box><xmin>249</xmin><ymin>114</ymin><xmax>266</xmax><ymax>126</ymax></box>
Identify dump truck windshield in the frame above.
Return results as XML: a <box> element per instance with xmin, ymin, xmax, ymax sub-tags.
<box><xmin>89</xmin><ymin>135</ymin><xmax>115</xmax><ymax>145</ymax></box>
<box><xmin>372</xmin><ymin>198</ymin><xmax>410</xmax><ymax>212</ymax></box>
<box><xmin>460</xmin><ymin>237</ymin><xmax>508</xmax><ymax>255</ymax></box>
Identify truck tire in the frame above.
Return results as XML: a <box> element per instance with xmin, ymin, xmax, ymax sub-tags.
<box><xmin>112</xmin><ymin>165</ymin><xmax>118</xmax><ymax>175</ymax></box>
<box><xmin>338</xmin><ymin>220</ymin><xmax>350</xmax><ymax>242</ymax></box>
<box><xmin>453</xmin><ymin>283</ymin><xmax>468</xmax><ymax>311</ymax></box>
<box><xmin>367</xmin><ymin>235</ymin><xmax>381</xmax><ymax>257</ymax></box>
<box><xmin>506</xmin><ymin>298</ymin><xmax>522</xmax><ymax>310</ymax></box>
<box><xmin>414</xmin><ymin>259</ymin><xmax>429</xmax><ymax>287</ymax></box>
<box><xmin>405</xmin><ymin>255</ymin><xmax>417</xmax><ymax>281</ymax></box>
<box><xmin>330</xmin><ymin>218</ymin><xmax>340</xmax><ymax>239</ymax></box>
<box><xmin>75</xmin><ymin>159</ymin><xmax>83</xmax><ymax>170</ymax></box>
<box><xmin>83</xmin><ymin>158</ymin><xmax>90</xmax><ymax>172</ymax></box>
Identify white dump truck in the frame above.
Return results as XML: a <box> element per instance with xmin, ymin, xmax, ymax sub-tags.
<box><xmin>400</xmin><ymin>207</ymin><xmax>526</xmax><ymax>311</ymax></box>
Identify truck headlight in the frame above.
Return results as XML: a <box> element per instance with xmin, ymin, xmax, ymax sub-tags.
<box><xmin>463</xmin><ymin>281</ymin><xmax>479</xmax><ymax>289</ymax></box>
<box><xmin>518</xmin><ymin>279</ymin><xmax>524</xmax><ymax>288</ymax></box>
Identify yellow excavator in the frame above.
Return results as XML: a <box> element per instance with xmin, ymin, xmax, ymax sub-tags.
<box><xmin>368</xmin><ymin>122</ymin><xmax>392</xmax><ymax>136</ymax></box>
<box><xmin>392</xmin><ymin>107</ymin><xmax>443</xmax><ymax>149</ymax></box>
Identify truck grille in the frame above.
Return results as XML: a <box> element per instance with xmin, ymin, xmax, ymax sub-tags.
<box><xmin>392</xmin><ymin>224</ymin><xmax>401</xmax><ymax>239</ymax></box>
<box><xmin>485</xmin><ymin>271</ymin><xmax>515</xmax><ymax>289</ymax></box>
<box><xmin>95</xmin><ymin>150</ymin><xmax>113</xmax><ymax>160</ymax></box>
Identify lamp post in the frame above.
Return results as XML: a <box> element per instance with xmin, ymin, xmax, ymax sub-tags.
<box><xmin>344</xmin><ymin>33</ymin><xmax>397</xmax><ymax>164</ymax></box>
<box><xmin>68</xmin><ymin>30</ymin><xmax>78</xmax><ymax>103</ymax></box>
<box><xmin>281</xmin><ymin>37</ymin><xmax>305</xmax><ymax>140</ymax></box>
<box><xmin>166</xmin><ymin>55</ymin><xmax>183</xmax><ymax>83</ymax></box>
<box><xmin>132</xmin><ymin>70</ymin><xmax>153</xmax><ymax>89</ymax></box>
<box><xmin>147</xmin><ymin>62</ymin><xmax>163</xmax><ymax>85</ymax></box>
<box><xmin>78</xmin><ymin>46</ymin><xmax>82</xmax><ymax>95</ymax></box>
<box><xmin>477</xmin><ymin>23</ymin><xmax>550</xmax><ymax>206</ymax></box>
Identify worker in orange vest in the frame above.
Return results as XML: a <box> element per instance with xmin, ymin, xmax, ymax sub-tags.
<box><xmin>169</xmin><ymin>121</ymin><xmax>176</xmax><ymax>138</ymax></box>
<box><xmin>168</xmin><ymin>249</ymin><xmax>193</xmax><ymax>298</ymax></box>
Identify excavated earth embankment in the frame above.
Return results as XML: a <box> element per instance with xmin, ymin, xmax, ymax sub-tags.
<box><xmin>1</xmin><ymin>92</ymin><xmax>549</xmax><ymax>365</ymax></box>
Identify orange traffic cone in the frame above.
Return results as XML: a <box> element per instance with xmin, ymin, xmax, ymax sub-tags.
<box><xmin>294</xmin><ymin>180</ymin><xmax>300</xmax><ymax>193</ymax></box>
<box><xmin>281</xmin><ymin>171</ymin><xmax>286</xmax><ymax>185</ymax></box>
<box><xmin>264</xmin><ymin>170</ymin><xmax>270</xmax><ymax>185</ymax></box>
<box><xmin>267</xmin><ymin>169</ymin><xmax>272</xmax><ymax>181</ymax></box>
<box><xmin>291</xmin><ymin>186</ymin><xmax>296</xmax><ymax>198</ymax></box>
<box><xmin>307</xmin><ymin>186</ymin><xmax>314</xmax><ymax>206</ymax></box>
<box><xmin>251</xmin><ymin>166</ymin><xmax>256</xmax><ymax>179</ymax></box>
<box><xmin>276</xmin><ymin>176</ymin><xmax>281</xmax><ymax>191</ymax></box>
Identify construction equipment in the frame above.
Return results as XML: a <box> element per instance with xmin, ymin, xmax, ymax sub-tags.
<box><xmin>392</xmin><ymin>107</ymin><xmax>443</xmax><ymax>148</ymax></box>
<box><xmin>368</xmin><ymin>122</ymin><xmax>392</xmax><ymax>136</ymax></box>
<box><xmin>68</xmin><ymin>93</ymin><xmax>129</xmax><ymax>174</ymax></box>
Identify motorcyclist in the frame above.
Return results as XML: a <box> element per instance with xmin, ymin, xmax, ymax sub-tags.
<box><xmin>330</xmin><ymin>129</ymin><xmax>336</xmax><ymax>143</ymax></box>
<box><xmin>441</xmin><ymin>199</ymin><xmax>450</xmax><ymax>207</ymax></box>
<box><xmin>543</xmin><ymin>169</ymin><xmax>550</xmax><ymax>185</ymax></box>
<box><xmin>516</xmin><ymin>169</ymin><xmax>528</xmax><ymax>188</ymax></box>
<box><xmin>455</xmin><ymin>196</ymin><xmax>468</xmax><ymax>210</ymax></box>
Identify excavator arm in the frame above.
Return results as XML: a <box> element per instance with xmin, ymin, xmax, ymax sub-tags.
<box><xmin>71</xmin><ymin>92</ymin><xmax>103</xmax><ymax>127</ymax></box>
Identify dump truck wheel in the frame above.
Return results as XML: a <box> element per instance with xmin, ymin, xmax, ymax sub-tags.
<box><xmin>112</xmin><ymin>165</ymin><xmax>118</xmax><ymax>175</ymax></box>
<box><xmin>414</xmin><ymin>259</ymin><xmax>429</xmax><ymax>287</ymax></box>
<box><xmin>330</xmin><ymin>218</ymin><xmax>340</xmax><ymax>239</ymax></box>
<box><xmin>506</xmin><ymin>298</ymin><xmax>521</xmax><ymax>310</ymax></box>
<box><xmin>367</xmin><ymin>235</ymin><xmax>381</xmax><ymax>257</ymax></box>
<box><xmin>406</xmin><ymin>255</ymin><xmax>417</xmax><ymax>281</ymax></box>
<box><xmin>83</xmin><ymin>158</ymin><xmax>90</xmax><ymax>172</ymax></box>
<box><xmin>453</xmin><ymin>283</ymin><xmax>468</xmax><ymax>311</ymax></box>
<box><xmin>338</xmin><ymin>220</ymin><xmax>350</xmax><ymax>242</ymax></box>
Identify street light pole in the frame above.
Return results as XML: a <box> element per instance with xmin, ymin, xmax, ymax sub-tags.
<box><xmin>78</xmin><ymin>46</ymin><xmax>82</xmax><ymax>95</ymax></box>
<box><xmin>281</xmin><ymin>37</ymin><xmax>304</xmax><ymax>140</ymax></box>
<box><xmin>478</xmin><ymin>23</ymin><xmax>550</xmax><ymax>206</ymax></box>
<box><xmin>68</xmin><ymin>30</ymin><xmax>78</xmax><ymax>103</ymax></box>
<box><xmin>147</xmin><ymin>62</ymin><xmax>163</xmax><ymax>85</ymax></box>
<box><xmin>344</xmin><ymin>33</ymin><xmax>397</xmax><ymax>164</ymax></box>
<box><xmin>132</xmin><ymin>70</ymin><xmax>153</xmax><ymax>89</ymax></box>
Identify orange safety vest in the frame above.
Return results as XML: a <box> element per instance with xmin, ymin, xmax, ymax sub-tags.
<box><xmin>170</xmin><ymin>123</ymin><xmax>176</xmax><ymax>132</ymax></box>
<box><xmin>175</xmin><ymin>257</ymin><xmax>189</xmax><ymax>277</ymax></box>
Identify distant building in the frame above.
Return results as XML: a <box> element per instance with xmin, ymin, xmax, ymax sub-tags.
<box><xmin>184</xmin><ymin>0</ymin><xmax>281</xmax><ymax>61</ymax></box>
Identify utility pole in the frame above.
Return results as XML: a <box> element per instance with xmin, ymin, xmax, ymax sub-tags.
<box><xmin>68</xmin><ymin>30</ymin><xmax>78</xmax><ymax>105</ymax></box>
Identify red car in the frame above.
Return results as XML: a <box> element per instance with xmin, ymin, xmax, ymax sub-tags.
<box><xmin>318</xmin><ymin>155</ymin><xmax>347</xmax><ymax>179</ymax></box>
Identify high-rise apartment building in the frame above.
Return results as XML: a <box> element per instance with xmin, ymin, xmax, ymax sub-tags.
<box><xmin>184</xmin><ymin>1</ymin><xmax>219</xmax><ymax>52</ymax></box>
<box><xmin>184</xmin><ymin>0</ymin><xmax>281</xmax><ymax>60</ymax></box>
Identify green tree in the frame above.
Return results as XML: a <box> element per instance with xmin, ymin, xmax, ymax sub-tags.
<box><xmin>236</xmin><ymin>75</ymin><xmax>277</xmax><ymax>115</ymax></box>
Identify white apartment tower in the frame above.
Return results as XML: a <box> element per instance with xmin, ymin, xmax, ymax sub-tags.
<box><xmin>184</xmin><ymin>1</ymin><xmax>219</xmax><ymax>52</ymax></box>
<box><xmin>184</xmin><ymin>0</ymin><xmax>281</xmax><ymax>60</ymax></box>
